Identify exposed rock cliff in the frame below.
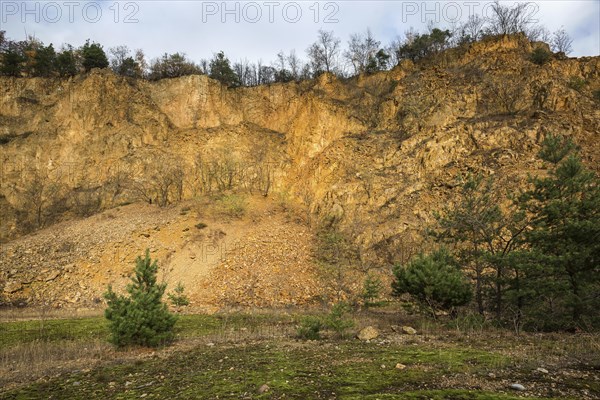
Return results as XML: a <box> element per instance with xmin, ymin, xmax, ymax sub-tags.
<box><xmin>1</xmin><ymin>35</ymin><xmax>599</xmax><ymax>307</ymax></box>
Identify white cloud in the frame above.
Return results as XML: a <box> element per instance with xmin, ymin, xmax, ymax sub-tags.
<box><xmin>1</xmin><ymin>0</ymin><xmax>598</xmax><ymax>64</ymax></box>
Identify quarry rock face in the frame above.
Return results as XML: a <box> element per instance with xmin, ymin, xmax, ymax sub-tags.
<box><xmin>0</xmin><ymin>35</ymin><xmax>599</xmax><ymax>307</ymax></box>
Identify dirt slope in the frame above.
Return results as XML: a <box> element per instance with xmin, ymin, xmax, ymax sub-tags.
<box><xmin>0</xmin><ymin>196</ymin><xmax>334</xmax><ymax>310</ymax></box>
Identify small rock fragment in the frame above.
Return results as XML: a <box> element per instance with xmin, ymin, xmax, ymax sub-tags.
<box><xmin>45</xmin><ymin>270</ymin><xmax>61</xmax><ymax>282</ymax></box>
<box><xmin>258</xmin><ymin>384</ymin><xmax>270</xmax><ymax>394</ymax></box>
<box><xmin>3</xmin><ymin>281</ymin><xmax>23</xmax><ymax>293</ymax></box>
<box><xmin>536</xmin><ymin>367</ymin><xmax>549</xmax><ymax>374</ymax></box>
<box><xmin>401</xmin><ymin>326</ymin><xmax>417</xmax><ymax>335</ymax></box>
<box><xmin>510</xmin><ymin>383</ymin><xmax>526</xmax><ymax>391</ymax></box>
<box><xmin>395</xmin><ymin>363</ymin><xmax>406</xmax><ymax>370</ymax></box>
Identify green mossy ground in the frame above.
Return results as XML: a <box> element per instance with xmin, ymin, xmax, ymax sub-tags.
<box><xmin>0</xmin><ymin>313</ymin><xmax>595</xmax><ymax>399</ymax></box>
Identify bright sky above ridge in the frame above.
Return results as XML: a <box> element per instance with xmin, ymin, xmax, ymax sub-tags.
<box><xmin>1</xmin><ymin>1</ymin><xmax>598</xmax><ymax>66</ymax></box>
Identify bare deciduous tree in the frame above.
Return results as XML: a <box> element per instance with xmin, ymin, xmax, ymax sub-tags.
<box><xmin>526</xmin><ymin>25</ymin><xmax>551</xmax><ymax>43</ymax></box>
<box><xmin>233</xmin><ymin>58</ymin><xmax>254</xmax><ymax>86</ymax></box>
<box><xmin>104</xmin><ymin>166</ymin><xmax>133</xmax><ymax>206</ymax></box>
<box><xmin>70</xmin><ymin>183</ymin><xmax>102</xmax><ymax>217</ymax></box>
<box><xmin>316</xmin><ymin>227</ymin><xmax>360</xmax><ymax>304</ymax></box>
<box><xmin>551</xmin><ymin>27</ymin><xmax>573</xmax><ymax>55</ymax></box>
<box><xmin>482</xmin><ymin>76</ymin><xmax>527</xmax><ymax>115</ymax></box>
<box><xmin>307</xmin><ymin>29</ymin><xmax>341</xmax><ymax>76</ymax></box>
<box><xmin>133</xmin><ymin>154</ymin><xmax>185</xmax><ymax>207</ymax></box>
<box><xmin>10</xmin><ymin>168</ymin><xmax>67</xmax><ymax>231</ymax></box>
<box><xmin>344</xmin><ymin>29</ymin><xmax>381</xmax><ymax>75</ymax></box>
<box><xmin>386</xmin><ymin>36</ymin><xmax>403</xmax><ymax>67</ymax></box>
<box><xmin>109</xmin><ymin>45</ymin><xmax>129</xmax><ymax>71</ymax></box>
<box><xmin>486</xmin><ymin>1</ymin><xmax>536</xmax><ymax>36</ymax></box>
<box><xmin>459</xmin><ymin>15</ymin><xmax>487</xmax><ymax>43</ymax></box>
<box><xmin>134</xmin><ymin>49</ymin><xmax>148</xmax><ymax>78</ymax></box>
<box><xmin>287</xmin><ymin>50</ymin><xmax>302</xmax><ymax>81</ymax></box>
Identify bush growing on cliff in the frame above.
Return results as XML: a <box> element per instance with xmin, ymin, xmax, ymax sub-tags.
<box><xmin>482</xmin><ymin>77</ymin><xmax>526</xmax><ymax>115</ymax></box>
<box><xmin>395</xmin><ymin>28</ymin><xmax>451</xmax><ymax>62</ymax></box>
<box><xmin>567</xmin><ymin>76</ymin><xmax>586</xmax><ymax>91</ymax></box>
<box><xmin>529</xmin><ymin>47</ymin><xmax>552</xmax><ymax>66</ymax></box>
<box><xmin>148</xmin><ymin>52</ymin><xmax>201</xmax><ymax>80</ymax></box>
<box><xmin>104</xmin><ymin>250</ymin><xmax>177</xmax><ymax>347</ymax></box>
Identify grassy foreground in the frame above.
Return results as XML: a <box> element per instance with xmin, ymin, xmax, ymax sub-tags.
<box><xmin>0</xmin><ymin>312</ymin><xmax>598</xmax><ymax>399</ymax></box>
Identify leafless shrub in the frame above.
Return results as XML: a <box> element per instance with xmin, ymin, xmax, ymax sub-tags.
<box><xmin>530</xmin><ymin>80</ymin><xmax>552</xmax><ymax>110</ymax></box>
<box><xmin>551</xmin><ymin>27</ymin><xmax>573</xmax><ymax>55</ymax></box>
<box><xmin>190</xmin><ymin>142</ymin><xmax>277</xmax><ymax>197</ymax></box>
<box><xmin>132</xmin><ymin>154</ymin><xmax>185</xmax><ymax>207</ymax></box>
<box><xmin>9</xmin><ymin>168</ymin><xmax>68</xmax><ymax>232</ymax></box>
<box><xmin>104</xmin><ymin>167</ymin><xmax>133</xmax><ymax>207</ymax></box>
<box><xmin>70</xmin><ymin>184</ymin><xmax>102</xmax><ymax>217</ymax></box>
<box><xmin>486</xmin><ymin>1</ymin><xmax>537</xmax><ymax>36</ymax></box>
<box><xmin>482</xmin><ymin>76</ymin><xmax>527</xmax><ymax>115</ymax></box>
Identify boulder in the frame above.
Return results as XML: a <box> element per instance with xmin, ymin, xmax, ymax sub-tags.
<box><xmin>358</xmin><ymin>326</ymin><xmax>379</xmax><ymax>341</ymax></box>
<box><xmin>401</xmin><ymin>326</ymin><xmax>417</xmax><ymax>335</ymax></box>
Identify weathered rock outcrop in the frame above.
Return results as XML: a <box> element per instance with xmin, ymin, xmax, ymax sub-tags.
<box><xmin>1</xmin><ymin>35</ymin><xmax>599</xmax><ymax>307</ymax></box>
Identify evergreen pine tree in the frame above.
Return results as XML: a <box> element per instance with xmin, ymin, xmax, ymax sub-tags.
<box><xmin>209</xmin><ymin>51</ymin><xmax>239</xmax><ymax>87</ymax></box>
<box><xmin>1</xmin><ymin>45</ymin><xmax>25</xmax><ymax>77</ymax></box>
<box><xmin>361</xmin><ymin>273</ymin><xmax>383</xmax><ymax>307</ymax></box>
<box><xmin>32</xmin><ymin>44</ymin><xmax>56</xmax><ymax>77</ymax></box>
<box><xmin>519</xmin><ymin>135</ymin><xmax>600</xmax><ymax>329</ymax></box>
<box><xmin>81</xmin><ymin>40</ymin><xmax>109</xmax><ymax>72</ymax></box>
<box><xmin>393</xmin><ymin>249</ymin><xmax>472</xmax><ymax>316</ymax></box>
<box><xmin>432</xmin><ymin>175</ymin><xmax>525</xmax><ymax>320</ymax></box>
<box><xmin>55</xmin><ymin>46</ymin><xmax>78</xmax><ymax>77</ymax></box>
<box><xmin>168</xmin><ymin>281</ymin><xmax>190</xmax><ymax>308</ymax></box>
<box><xmin>104</xmin><ymin>249</ymin><xmax>177</xmax><ymax>347</ymax></box>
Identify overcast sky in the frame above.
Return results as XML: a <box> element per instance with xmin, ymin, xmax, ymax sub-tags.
<box><xmin>1</xmin><ymin>1</ymin><xmax>599</xmax><ymax>65</ymax></box>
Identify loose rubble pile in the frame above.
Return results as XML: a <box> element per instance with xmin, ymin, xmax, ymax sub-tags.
<box><xmin>1</xmin><ymin>198</ymin><xmax>365</xmax><ymax>310</ymax></box>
